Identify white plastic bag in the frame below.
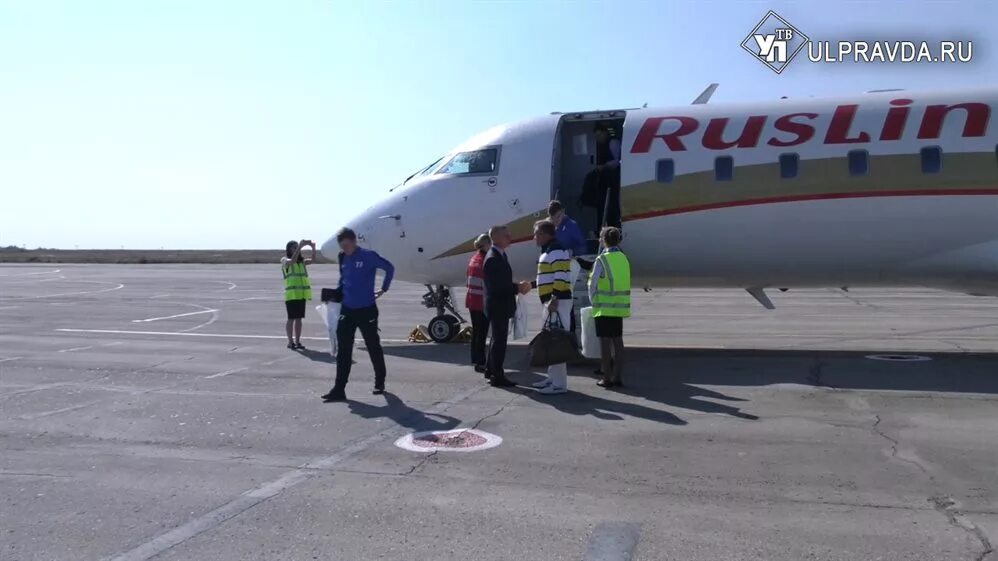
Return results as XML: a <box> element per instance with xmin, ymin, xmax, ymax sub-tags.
<box><xmin>512</xmin><ymin>295</ymin><xmax>528</xmax><ymax>340</ymax></box>
<box><xmin>568</xmin><ymin>258</ymin><xmax>581</xmax><ymax>287</ymax></box>
<box><xmin>580</xmin><ymin>306</ymin><xmax>601</xmax><ymax>359</ymax></box>
<box><xmin>315</xmin><ymin>302</ymin><xmax>341</xmax><ymax>356</ymax></box>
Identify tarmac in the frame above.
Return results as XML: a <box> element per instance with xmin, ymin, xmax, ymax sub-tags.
<box><xmin>3</xmin><ymin>263</ymin><xmax>998</xmax><ymax>561</ymax></box>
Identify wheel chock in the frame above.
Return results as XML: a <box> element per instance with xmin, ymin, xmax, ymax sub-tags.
<box><xmin>408</xmin><ymin>325</ymin><xmax>432</xmax><ymax>343</ymax></box>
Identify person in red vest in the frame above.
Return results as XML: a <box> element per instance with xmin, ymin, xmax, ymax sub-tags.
<box><xmin>466</xmin><ymin>233</ymin><xmax>492</xmax><ymax>373</ymax></box>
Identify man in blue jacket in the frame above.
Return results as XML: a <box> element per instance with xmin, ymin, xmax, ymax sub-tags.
<box><xmin>547</xmin><ymin>200</ymin><xmax>588</xmax><ymax>257</ymax></box>
<box><xmin>321</xmin><ymin>227</ymin><xmax>395</xmax><ymax>402</ymax></box>
<box><xmin>548</xmin><ymin>199</ymin><xmax>589</xmax><ymax>333</ymax></box>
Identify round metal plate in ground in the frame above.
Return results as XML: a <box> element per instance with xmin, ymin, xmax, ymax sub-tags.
<box><xmin>394</xmin><ymin>429</ymin><xmax>502</xmax><ymax>453</ymax></box>
<box><xmin>865</xmin><ymin>354</ymin><xmax>932</xmax><ymax>362</ymax></box>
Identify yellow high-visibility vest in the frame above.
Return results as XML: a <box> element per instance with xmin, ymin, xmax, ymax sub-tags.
<box><xmin>283</xmin><ymin>261</ymin><xmax>312</xmax><ymax>301</ymax></box>
<box><xmin>590</xmin><ymin>250</ymin><xmax>631</xmax><ymax>318</ymax></box>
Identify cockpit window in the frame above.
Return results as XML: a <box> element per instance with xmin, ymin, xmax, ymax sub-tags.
<box><xmin>404</xmin><ymin>157</ymin><xmax>444</xmax><ymax>184</ymax></box>
<box><xmin>436</xmin><ymin>148</ymin><xmax>500</xmax><ymax>175</ymax></box>
<box><xmin>393</xmin><ymin>157</ymin><xmax>445</xmax><ymax>191</ymax></box>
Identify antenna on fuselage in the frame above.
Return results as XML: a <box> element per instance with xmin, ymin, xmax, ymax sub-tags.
<box><xmin>691</xmin><ymin>83</ymin><xmax>719</xmax><ymax>105</ymax></box>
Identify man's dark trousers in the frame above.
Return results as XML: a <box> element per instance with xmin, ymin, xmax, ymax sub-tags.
<box><xmin>486</xmin><ymin>311</ymin><xmax>510</xmax><ymax>378</ymax></box>
<box><xmin>334</xmin><ymin>305</ymin><xmax>387</xmax><ymax>390</ymax></box>
<box><xmin>470</xmin><ymin>310</ymin><xmax>489</xmax><ymax>366</ymax></box>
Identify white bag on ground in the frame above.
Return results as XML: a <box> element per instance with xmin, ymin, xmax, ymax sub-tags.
<box><xmin>316</xmin><ymin>302</ymin><xmax>341</xmax><ymax>356</ymax></box>
<box><xmin>512</xmin><ymin>295</ymin><xmax>528</xmax><ymax>340</ymax></box>
<box><xmin>580</xmin><ymin>306</ymin><xmax>601</xmax><ymax>359</ymax></box>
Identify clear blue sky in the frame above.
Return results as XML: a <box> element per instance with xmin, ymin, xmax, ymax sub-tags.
<box><xmin>1</xmin><ymin>0</ymin><xmax>994</xmax><ymax>249</ymax></box>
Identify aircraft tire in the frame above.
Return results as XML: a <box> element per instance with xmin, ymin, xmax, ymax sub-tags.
<box><xmin>428</xmin><ymin>314</ymin><xmax>459</xmax><ymax>343</ymax></box>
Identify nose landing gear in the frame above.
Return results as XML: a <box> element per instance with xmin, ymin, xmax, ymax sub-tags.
<box><xmin>422</xmin><ymin>284</ymin><xmax>465</xmax><ymax>343</ymax></box>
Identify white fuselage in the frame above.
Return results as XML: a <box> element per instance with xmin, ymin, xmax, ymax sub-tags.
<box><xmin>325</xmin><ymin>87</ymin><xmax>998</xmax><ymax>296</ymax></box>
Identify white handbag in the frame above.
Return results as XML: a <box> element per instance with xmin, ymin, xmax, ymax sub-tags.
<box><xmin>580</xmin><ymin>306</ymin><xmax>601</xmax><ymax>359</ymax></box>
<box><xmin>315</xmin><ymin>302</ymin><xmax>341</xmax><ymax>356</ymax></box>
<box><xmin>511</xmin><ymin>295</ymin><xmax>528</xmax><ymax>340</ymax></box>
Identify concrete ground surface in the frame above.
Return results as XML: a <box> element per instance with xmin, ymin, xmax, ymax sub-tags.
<box><xmin>2</xmin><ymin>263</ymin><xmax>998</xmax><ymax>561</ymax></box>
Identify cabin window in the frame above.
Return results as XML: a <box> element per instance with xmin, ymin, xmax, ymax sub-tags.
<box><xmin>848</xmin><ymin>150</ymin><xmax>869</xmax><ymax>176</ymax></box>
<box><xmin>656</xmin><ymin>159</ymin><xmax>675</xmax><ymax>183</ymax></box>
<box><xmin>779</xmin><ymin>153</ymin><xmax>799</xmax><ymax>179</ymax></box>
<box><xmin>920</xmin><ymin>146</ymin><xmax>942</xmax><ymax>174</ymax></box>
<box><xmin>715</xmin><ymin>156</ymin><xmax>733</xmax><ymax>181</ymax></box>
<box><xmin>436</xmin><ymin>147</ymin><xmax>500</xmax><ymax>175</ymax></box>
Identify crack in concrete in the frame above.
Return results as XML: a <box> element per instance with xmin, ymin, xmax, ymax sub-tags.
<box><xmin>871</xmin><ymin>414</ymin><xmax>993</xmax><ymax>561</ymax></box>
<box><xmin>931</xmin><ymin>496</ymin><xmax>995</xmax><ymax>561</ymax></box>
<box><xmin>807</xmin><ymin>356</ymin><xmax>842</xmax><ymax>394</ymax></box>
<box><xmin>401</xmin><ymin>449</ymin><xmax>440</xmax><ymax>476</ymax></box>
<box><xmin>871</xmin><ymin>414</ymin><xmax>932</xmax><ymax>477</ymax></box>
<box><xmin>399</xmin><ymin>393</ymin><xmax>521</xmax><ymax>477</ymax></box>
<box><xmin>470</xmin><ymin>393</ymin><xmax>521</xmax><ymax>431</ymax></box>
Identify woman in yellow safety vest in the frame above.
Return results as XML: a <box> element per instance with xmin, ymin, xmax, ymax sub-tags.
<box><xmin>588</xmin><ymin>227</ymin><xmax>631</xmax><ymax>388</ymax></box>
<box><xmin>282</xmin><ymin>239</ymin><xmax>315</xmax><ymax>350</ymax></box>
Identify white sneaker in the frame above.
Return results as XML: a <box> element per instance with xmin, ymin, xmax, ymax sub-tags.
<box><xmin>531</xmin><ymin>378</ymin><xmax>552</xmax><ymax>389</ymax></box>
<box><xmin>537</xmin><ymin>385</ymin><xmax>567</xmax><ymax>395</ymax></box>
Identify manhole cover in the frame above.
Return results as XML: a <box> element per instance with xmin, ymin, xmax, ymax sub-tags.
<box><xmin>394</xmin><ymin>429</ymin><xmax>502</xmax><ymax>453</ymax></box>
<box><xmin>865</xmin><ymin>354</ymin><xmax>932</xmax><ymax>362</ymax></box>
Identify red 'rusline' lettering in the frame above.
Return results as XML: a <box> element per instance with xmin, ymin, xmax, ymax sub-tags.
<box><xmin>880</xmin><ymin>99</ymin><xmax>913</xmax><ymax>141</ymax></box>
<box><xmin>702</xmin><ymin>116</ymin><xmax>767</xmax><ymax>150</ymax></box>
<box><xmin>628</xmin><ymin>99</ymin><xmax>991</xmax><ymax>154</ymax></box>
<box><xmin>917</xmin><ymin>102</ymin><xmax>990</xmax><ymax>139</ymax></box>
<box><xmin>767</xmin><ymin>113</ymin><xmax>818</xmax><ymax>147</ymax></box>
<box><xmin>824</xmin><ymin>104</ymin><xmax>871</xmax><ymax>144</ymax></box>
<box><xmin>630</xmin><ymin>116</ymin><xmax>699</xmax><ymax>153</ymax></box>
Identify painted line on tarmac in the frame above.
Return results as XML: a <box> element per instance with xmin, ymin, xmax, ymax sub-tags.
<box><xmin>132</xmin><ymin>309</ymin><xmax>218</xmax><ymax>323</ymax></box>
<box><xmin>582</xmin><ymin>522</ymin><xmax>642</xmax><ymax>561</ymax></box>
<box><xmin>18</xmin><ymin>400</ymin><xmax>106</xmax><ymax>420</ymax></box>
<box><xmin>55</xmin><ymin>328</ymin><xmax>411</xmax><ymax>344</ymax></box>
<box><xmin>103</xmin><ymin>383</ymin><xmax>490</xmax><ymax>561</ymax></box>
<box><xmin>40</xmin><ymin>282</ymin><xmax>124</xmax><ymax>298</ymax></box>
<box><xmin>0</xmin><ymin>356</ymin><xmax>23</xmax><ymax>363</ymax></box>
<box><xmin>5</xmin><ymin>281</ymin><xmax>126</xmax><ymax>300</ymax></box>
<box><xmin>203</xmin><ymin>367</ymin><xmax>250</xmax><ymax>379</ymax></box>
<box><xmin>260</xmin><ymin>355</ymin><xmax>297</xmax><ymax>366</ymax></box>
<box><xmin>0</xmin><ymin>268</ymin><xmax>61</xmax><ymax>278</ymax></box>
<box><xmin>56</xmin><ymin>342</ymin><xmax>122</xmax><ymax>354</ymax></box>
<box><xmin>58</xmin><ymin>328</ymin><xmax>326</xmax><ymax>340</ymax></box>
<box><xmin>180</xmin><ymin>309</ymin><xmax>220</xmax><ymax>333</ymax></box>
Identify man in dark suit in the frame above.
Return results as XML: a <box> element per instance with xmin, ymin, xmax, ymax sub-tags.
<box><xmin>482</xmin><ymin>225</ymin><xmax>529</xmax><ymax>387</ymax></box>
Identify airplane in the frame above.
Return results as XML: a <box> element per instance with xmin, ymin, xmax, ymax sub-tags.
<box><xmin>322</xmin><ymin>85</ymin><xmax>998</xmax><ymax>343</ymax></box>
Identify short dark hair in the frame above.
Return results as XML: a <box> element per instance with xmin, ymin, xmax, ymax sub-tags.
<box><xmin>534</xmin><ymin>219</ymin><xmax>556</xmax><ymax>237</ymax></box>
<box><xmin>600</xmin><ymin>226</ymin><xmax>621</xmax><ymax>247</ymax></box>
<box><xmin>285</xmin><ymin>240</ymin><xmax>298</xmax><ymax>259</ymax></box>
<box><xmin>547</xmin><ymin>200</ymin><xmax>563</xmax><ymax>217</ymax></box>
<box><xmin>336</xmin><ymin>227</ymin><xmax>357</xmax><ymax>242</ymax></box>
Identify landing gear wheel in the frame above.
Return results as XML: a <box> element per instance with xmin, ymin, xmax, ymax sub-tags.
<box><xmin>420</xmin><ymin>284</ymin><xmax>466</xmax><ymax>344</ymax></box>
<box><xmin>428</xmin><ymin>314</ymin><xmax>459</xmax><ymax>343</ymax></box>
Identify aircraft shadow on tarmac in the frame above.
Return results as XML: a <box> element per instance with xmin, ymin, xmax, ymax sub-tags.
<box><xmin>347</xmin><ymin>392</ymin><xmax>461</xmax><ymax>433</ymax></box>
<box><xmin>382</xmin><ymin>343</ymin><xmax>998</xmax><ymax>397</ymax></box>
<box><xmin>381</xmin><ymin>345</ymin><xmax>758</xmax><ymax>425</ymax></box>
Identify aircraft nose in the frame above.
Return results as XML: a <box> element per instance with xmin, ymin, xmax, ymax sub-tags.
<box><xmin>320</xmin><ymin>236</ymin><xmax>339</xmax><ymax>258</ymax></box>
<box><xmin>321</xmin><ymin>211</ymin><xmax>379</xmax><ymax>259</ymax></box>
